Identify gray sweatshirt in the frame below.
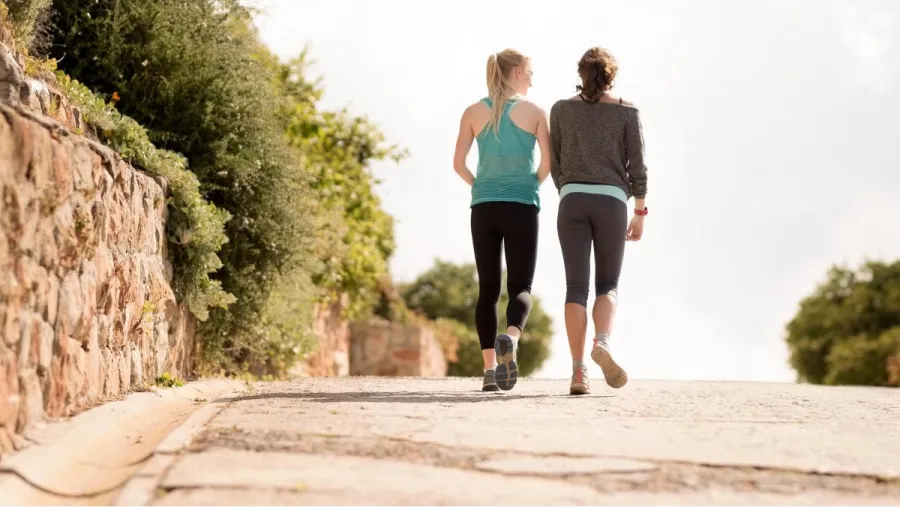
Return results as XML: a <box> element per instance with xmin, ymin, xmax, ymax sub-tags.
<box><xmin>549</xmin><ymin>98</ymin><xmax>648</xmax><ymax>199</ymax></box>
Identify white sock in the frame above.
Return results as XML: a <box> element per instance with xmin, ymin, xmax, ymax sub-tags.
<box><xmin>594</xmin><ymin>333</ymin><xmax>610</xmax><ymax>348</ymax></box>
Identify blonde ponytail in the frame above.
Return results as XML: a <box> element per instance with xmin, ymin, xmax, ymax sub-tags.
<box><xmin>485</xmin><ymin>49</ymin><xmax>528</xmax><ymax>139</ymax></box>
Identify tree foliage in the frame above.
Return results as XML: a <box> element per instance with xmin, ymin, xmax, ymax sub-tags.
<box><xmin>274</xmin><ymin>54</ymin><xmax>407</xmax><ymax>317</ymax></box>
<box><xmin>46</xmin><ymin>0</ymin><xmax>403</xmax><ymax>376</ymax></box>
<box><xmin>401</xmin><ymin>260</ymin><xmax>553</xmax><ymax>377</ymax></box>
<box><xmin>785</xmin><ymin>260</ymin><xmax>900</xmax><ymax>387</ymax></box>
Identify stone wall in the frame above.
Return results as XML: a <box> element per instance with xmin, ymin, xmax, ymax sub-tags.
<box><xmin>349</xmin><ymin>321</ymin><xmax>447</xmax><ymax>378</ymax></box>
<box><xmin>1</xmin><ymin>44</ymin><xmax>92</xmax><ymax>137</ymax></box>
<box><xmin>0</xmin><ymin>42</ymin><xmax>194</xmax><ymax>452</ymax></box>
<box><xmin>290</xmin><ymin>295</ymin><xmax>351</xmax><ymax>378</ymax></box>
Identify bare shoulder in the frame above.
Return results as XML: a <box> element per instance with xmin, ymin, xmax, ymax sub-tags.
<box><xmin>461</xmin><ymin>101</ymin><xmax>490</xmax><ymax>126</ymax></box>
<box><xmin>515</xmin><ymin>98</ymin><xmax>548</xmax><ymax>117</ymax></box>
<box><xmin>464</xmin><ymin>100</ymin><xmax>489</xmax><ymax>116</ymax></box>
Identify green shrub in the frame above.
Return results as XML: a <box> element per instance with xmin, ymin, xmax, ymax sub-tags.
<box><xmin>824</xmin><ymin>327</ymin><xmax>900</xmax><ymax>386</ymax></box>
<box><xmin>3</xmin><ymin>0</ymin><xmax>52</xmax><ymax>51</ymax></box>
<box><xmin>786</xmin><ymin>260</ymin><xmax>900</xmax><ymax>386</ymax></box>
<box><xmin>276</xmin><ymin>55</ymin><xmax>407</xmax><ymax>318</ymax></box>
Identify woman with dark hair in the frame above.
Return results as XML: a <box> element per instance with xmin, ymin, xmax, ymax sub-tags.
<box><xmin>549</xmin><ymin>47</ymin><xmax>649</xmax><ymax>395</ymax></box>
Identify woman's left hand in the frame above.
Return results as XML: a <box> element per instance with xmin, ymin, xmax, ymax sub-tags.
<box><xmin>626</xmin><ymin>216</ymin><xmax>644</xmax><ymax>242</ymax></box>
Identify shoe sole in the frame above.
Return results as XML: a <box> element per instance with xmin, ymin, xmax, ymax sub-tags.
<box><xmin>494</xmin><ymin>335</ymin><xmax>518</xmax><ymax>391</ymax></box>
<box><xmin>482</xmin><ymin>384</ymin><xmax>500</xmax><ymax>392</ymax></box>
<box><xmin>591</xmin><ymin>345</ymin><xmax>628</xmax><ymax>389</ymax></box>
<box><xmin>569</xmin><ymin>383</ymin><xmax>589</xmax><ymax>395</ymax></box>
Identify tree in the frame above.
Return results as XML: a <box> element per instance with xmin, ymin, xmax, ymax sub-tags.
<box><xmin>785</xmin><ymin>260</ymin><xmax>900</xmax><ymax>387</ymax></box>
<box><xmin>401</xmin><ymin>260</ymin><xmax>553</xmax><ymax>377</ymax></box>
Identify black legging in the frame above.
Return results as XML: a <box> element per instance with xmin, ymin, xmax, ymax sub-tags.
<box><xmin>470</xmin><ymin>202</ymin><xmax>539</xmax><ymax>350</ymax></box>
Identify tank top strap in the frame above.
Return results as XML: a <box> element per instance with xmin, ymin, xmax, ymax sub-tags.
<box><xmin>481</xmin><ymin>97</ymin><xmax>518</xmax><ymax>117</ymax></box>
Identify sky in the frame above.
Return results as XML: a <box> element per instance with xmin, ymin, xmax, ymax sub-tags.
<box><xmin>253</xmin><ymin>0</ymin><xmax>900</xmax><ymax>382</ymax></box>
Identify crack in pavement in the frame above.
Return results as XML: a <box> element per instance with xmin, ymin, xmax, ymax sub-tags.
<box><xmin>183</xmin><ymin>427</ymin><xmax>900</xmax><ymax>498</ymax></box>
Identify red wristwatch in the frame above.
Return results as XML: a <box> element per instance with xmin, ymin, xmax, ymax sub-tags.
<box><xmin>634</xmin><ymin>207</ymin><xmax>648</xmax><ymax>216</ymax></box>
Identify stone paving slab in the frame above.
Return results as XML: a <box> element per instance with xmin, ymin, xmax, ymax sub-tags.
<box><xmin>159</xmin><ymin>449</ymin><xmax>608</xmax><ymax>505</ymax></box>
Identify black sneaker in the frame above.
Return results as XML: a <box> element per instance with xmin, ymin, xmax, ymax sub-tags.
<box><xmin>494</xmin><ymin>334</ymin><xmax>518</xmax><ymax>391</ymax></box>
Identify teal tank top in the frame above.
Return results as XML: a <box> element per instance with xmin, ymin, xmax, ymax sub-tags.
<box><xmin>470</xmin><ymin>98</ymin><xmax>540</xmax><ymax>209</ymax></box>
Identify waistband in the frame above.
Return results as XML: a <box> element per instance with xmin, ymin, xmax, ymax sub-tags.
<box><xmin>559</xmin><ymin>183</ymin><xmax>627</xmax><ymax>204</ymax></box>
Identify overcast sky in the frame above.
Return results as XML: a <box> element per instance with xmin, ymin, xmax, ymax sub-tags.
<box><xmin>254</xmin><ymin>0</ymin><xmax>900</xmax><ymax>382</ymax></box>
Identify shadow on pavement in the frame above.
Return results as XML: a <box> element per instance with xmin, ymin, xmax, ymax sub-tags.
<box><xmin>217</xmin><ymin>391</ymin><xmax>615</xmax><ymax>404</ymax></box>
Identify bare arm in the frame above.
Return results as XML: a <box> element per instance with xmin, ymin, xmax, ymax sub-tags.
<box><xmin>453</xmin><ymin>106</ymin><xmax>476</xmax><ymax>187</ymax></box>
<box><xmin>535</xmin><ymin>105</ymin><xmax>551</xmax><ymax>184</ymax></box>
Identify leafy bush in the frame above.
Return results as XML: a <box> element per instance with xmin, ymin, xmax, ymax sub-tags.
<box><xmin>401</xmin><ymin>260</ymin><xmax>553</xmax><ymax>377</ymax></box>
<box><xmin>786</xmin><ymin>260</ymin><xmax>900</xmax><ymax>387</ymax></box>
<box><xmin>824</xmin><ymin>328</ymin><xmax>900</xmax><ymax>386</ymax></box>
<box><xmin>276</xmin><ymin>55</ymin><xmax>407</xmax><ymax>318</ymax></box>
<box><xmin>3</xmin><ymin>0</ymin><xmax>52</xmax><ymax>51</ymax></box>
<box><xmin>55</xmin><ymin>73</ymin><xmax>233</xmax><ymax>320</ymax></box>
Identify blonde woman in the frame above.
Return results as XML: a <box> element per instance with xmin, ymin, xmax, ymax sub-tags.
<box><xmin>453</xmin><ymin>49</ymin><xmax>551</xmax><ymax>392</ymax></box>
<box><xmin>550</xmin><ymin>47</ymin><xmax>649</xmax><ymax>395</ymax></box>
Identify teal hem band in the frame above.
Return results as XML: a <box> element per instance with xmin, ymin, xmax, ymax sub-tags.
<box><xmin>558</xmin><ymin>183</ymin><xmax>627</xmax><ymax>204</ymax></box>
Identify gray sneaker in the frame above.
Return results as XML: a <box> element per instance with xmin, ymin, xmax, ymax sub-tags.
<box><xmin>482</xmin><ymin>369</ymin><xmax>499</xmax><ymax>392</ymax></box>
<box><xmin>591</xmin><ymin>341</ymin><xmax>628</xmax><ymax>389</ymax></box>
<box><xmin>570</xmin><ymin>365</ymin><xmax>590</xmax><ymax>395</ymax></box>
<box><xmin>494</xmin><ymin>334</ymin><xmax>518</xmax><ymax>391</ymax></box>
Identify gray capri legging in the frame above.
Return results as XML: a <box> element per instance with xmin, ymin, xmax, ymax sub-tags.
<box><xmin>557</xmin><ymin>193</ymin><xmax>628</xmax><ymax>307</ymax></box>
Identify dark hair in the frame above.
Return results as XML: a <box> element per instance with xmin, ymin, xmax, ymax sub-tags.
<box><xmin>575</xmin><ymin>47</ymin><xmax>618</xmax><ymax>103</ymax></box>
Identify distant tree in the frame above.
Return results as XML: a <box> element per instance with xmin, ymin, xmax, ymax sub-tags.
<box><xmin>401</xmin><ymin>260</ymin><xmax>553</xmax><ymax>377</ymax></box>
<box><xmin>785</xmin><ymin>260</ymin><xmax>900</xmax><ymax>387</ymax></box>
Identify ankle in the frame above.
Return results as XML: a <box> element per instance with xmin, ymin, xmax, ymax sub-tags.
<box><xmin>572</xmin><ymin>359</ymin><xmax>585</xmax><ymax>369</ymax></box>
<box><xmin>594</xmin><ymin>333</ymin><xmax>610</xmax><ymax>347</ymax></box>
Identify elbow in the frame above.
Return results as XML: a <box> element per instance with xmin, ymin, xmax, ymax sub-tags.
<box><xmin>630</xmin><ymin>180</ymin><xmax>648</xmax><ymax>199</ymax></box>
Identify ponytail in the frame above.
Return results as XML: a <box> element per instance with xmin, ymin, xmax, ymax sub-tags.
<box><xmin>577</xmin><ymin>61</ymin><xmax>607</xmax><ymax>103</ymax></box>
<box><xmin>485</xmin><ymin>49</ymin><xmax>528</xmax><ymax>139</ymax></box>
<box><xmin>576</xmin><ymin>47</ymin><xmax>618</xmax><ymax>103</ymax></box>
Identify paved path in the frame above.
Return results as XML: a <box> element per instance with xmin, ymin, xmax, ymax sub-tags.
<box><xmin>145</xmin><ymin>378</ymin><xmax>900</xmax><ymax>505</ymax></box>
